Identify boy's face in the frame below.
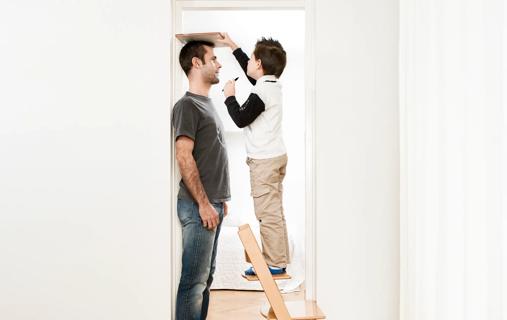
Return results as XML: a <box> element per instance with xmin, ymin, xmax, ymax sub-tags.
<box><xmin>199</xmin><ymin>46</ymin><xmax>222</xmax><ymax>84</ymax></box>
<box><xmin>247</xmin><ymin>53</ymin><xmax>262</xmax><ymax>79</ymax></box>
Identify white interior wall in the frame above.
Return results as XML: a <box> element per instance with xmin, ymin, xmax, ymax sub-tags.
<box><xmin>0</xmin><ymin>0</ymin><xmax>400</xmax><ymax>319</ymax></box>
<box><xmin>0</xmin><ymin>1</ymin><xmax>172</xmax><ymax>319</ymax></box>
<box><xmin>314</xmin><ymin>0</ymin><xmax>400</xmax><ymax>319</ymax></box>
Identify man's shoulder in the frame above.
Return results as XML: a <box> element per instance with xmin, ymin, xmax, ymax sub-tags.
<box><xmin>173</xmin><ymin>95</ymin><xmax>200</xmax><ymax>114</ymax></box>
<box><xmin>174</xmin><ymin>95</ymin><xmax>195</xmax><ymax>108</ymax></box>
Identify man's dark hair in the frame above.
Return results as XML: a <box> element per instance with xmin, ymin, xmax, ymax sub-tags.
<box><xmin>179</xmin><ymin>40</ymin><xmax>215</xmax><ymax>76</ymax></box>
<box><xmin>253</xmin><ymin>37</ymin><xmax>287</xmax><ymax>78</ymax></box>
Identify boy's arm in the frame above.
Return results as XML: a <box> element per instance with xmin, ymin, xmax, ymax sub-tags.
<box><xmin>217</xmin><ymin>33</ymin><xmax>257</xmax><ymax>85</ymax></box>
<box><xmin>224</xmin><ymin>93</ymin><xmax>265</xmax><ymax>128</ymax></box>
<box><xmin>232</xmin><ymin>48</ymin><xmax>257</xmax><ymax>85</ymax></box>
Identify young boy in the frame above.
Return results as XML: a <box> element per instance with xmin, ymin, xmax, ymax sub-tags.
<box><xmin>218</xmin><ymin>33</ymin><xmax>289</xmax><ymax>276</ymax></box>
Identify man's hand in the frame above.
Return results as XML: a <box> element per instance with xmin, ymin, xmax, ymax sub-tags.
<box><xmin>223</xmin><ymin>79</ymin><xmax>236</xmax><ymax>98</ymax></box>
<box><xmin>217</xmin><ymin>32</ymin><xmax>239</xmax><ymax>51</ymax></box>
<box><xmin>199</xmin><ymin>202</ymin><xmax>220</xmax><ymax>230</ymax></box>
<box><xmin>224</xmin><ymin>202</ymin><xmax>228</xmax><ymax>217</ymax></box>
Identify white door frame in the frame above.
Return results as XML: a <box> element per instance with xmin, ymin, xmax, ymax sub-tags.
<box><xmin>170</xmin><ymin>0</ymin><xmax>316</xmax><ymax>314</ymax></box>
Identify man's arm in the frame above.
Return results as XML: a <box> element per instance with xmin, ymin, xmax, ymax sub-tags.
<box><xmin>175</xmin><ymin>136</ymin><xmax>219</xmax><ymax>230</ymax></box>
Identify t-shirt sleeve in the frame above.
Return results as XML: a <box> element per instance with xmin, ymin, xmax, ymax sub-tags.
<box><xmin>171</xmin><ymin>100</ymin><xmax>200</xmax><ymax>141</ymax></box>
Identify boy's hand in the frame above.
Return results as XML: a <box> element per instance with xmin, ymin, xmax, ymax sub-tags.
<box><xmin>217</xmin><ymin>32</ymin><xmax>239</xmax><ymax>51</ymax></box>
<box><xmin>223</xmin><ymin>79</ymin><xmax>236</xmax><ymax>98</ymax></box>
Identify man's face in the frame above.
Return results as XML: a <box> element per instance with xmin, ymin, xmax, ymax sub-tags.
<box><xmin>200</xmin><ymin>46</ymin><xmax>221</xmax><ymax>84</ymax></box>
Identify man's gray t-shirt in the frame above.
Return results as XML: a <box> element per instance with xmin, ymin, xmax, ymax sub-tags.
<box><xmin>171</xmin><ymin>91</ymin><xmax>231</xmax><ymax>203</ymax></box>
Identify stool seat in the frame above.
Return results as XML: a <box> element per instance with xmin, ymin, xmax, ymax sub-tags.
<box><xmin>242</xmin><ymin>273</ymin><xmax>292</xmax><ymax>281</ymax></box>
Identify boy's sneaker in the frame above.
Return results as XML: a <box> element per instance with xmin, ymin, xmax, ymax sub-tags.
<box><xmin>244</xmin><ymin>265</ymin><xmax>286</xmax><ymax>276</ymax></box>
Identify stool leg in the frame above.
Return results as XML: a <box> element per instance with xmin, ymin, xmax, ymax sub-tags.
<box><xmin>238</xmin><ymin>224</ymin><xmax>291</xmax><ymax>320</ymax></box>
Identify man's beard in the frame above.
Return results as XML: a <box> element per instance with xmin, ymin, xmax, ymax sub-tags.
<box><xmin>210</xmin><ymin>74</ymin><xmax>219</xmax><ymax>84</ymax></box>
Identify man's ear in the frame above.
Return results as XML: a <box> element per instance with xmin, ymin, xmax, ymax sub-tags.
<box><xmin>192</xmin><ymin>57</ymin><xmax>203</xmax><ymax>69</ymax></box>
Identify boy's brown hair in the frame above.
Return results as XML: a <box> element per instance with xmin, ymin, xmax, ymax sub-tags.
<box><xmin>253</xmin><ymin>37</ymin><xmax>287</xmax><ymax>78</ymax></box>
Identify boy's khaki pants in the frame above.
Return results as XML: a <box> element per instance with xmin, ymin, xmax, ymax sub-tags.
<box><xmin>245</xmin><ymin>154</ymin><xmax>290</xmax><ymax>268</ymax></box>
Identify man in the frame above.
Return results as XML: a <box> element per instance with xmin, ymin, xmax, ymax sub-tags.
<box><xmin>171</xmin><ymin>40</ymin><xmax>230</xmax><ymax>320</ymax></box>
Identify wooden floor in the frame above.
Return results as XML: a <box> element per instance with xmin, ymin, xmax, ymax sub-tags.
<box><xmin>208</xmin><ymin>290</ymin><xmax>305</xmax><ymax>319</ymax></box>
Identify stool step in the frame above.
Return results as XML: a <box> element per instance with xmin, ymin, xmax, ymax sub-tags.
<box><xmin>242</xmin><ymin>273</ymin><xmax>292</xmax><ymax>281</ymax></box>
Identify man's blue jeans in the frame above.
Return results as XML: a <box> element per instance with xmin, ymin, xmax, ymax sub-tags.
<box><xmin>176</xmin><ymin>198</ymin><xmax>224</xmax><ymax>320</ymax></box>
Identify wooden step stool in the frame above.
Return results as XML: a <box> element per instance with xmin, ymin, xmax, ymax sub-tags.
<box><xmin>238</xmin><ymin>224</ymin><xmax>326</xmax><ymax>320</ymax></box>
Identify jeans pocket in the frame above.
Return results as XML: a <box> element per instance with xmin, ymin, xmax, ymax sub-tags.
<box><xmin>177</xmin><ymin>199</ymin><xmax>197</xmax><ymax>226</ymax></box>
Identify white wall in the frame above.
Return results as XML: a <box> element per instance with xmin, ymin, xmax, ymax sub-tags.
<box><xmin>314</xmin><ymin>0</ymin><xmax>399</xmax><ymax>319</ymax></box>
<box><xmin>0</xmin><ymin>1</ymin><xmax>171</xmax><ymax>319</ymax></box>
<box><xmin>0</xmin><ymin>0</ymin><xmax>399</xmax><ymax>319</ymax></box>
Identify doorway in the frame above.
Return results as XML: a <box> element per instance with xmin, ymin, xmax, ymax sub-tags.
<box><xmin>170</xmin><ymin>1</ymin><xmax>315</xmax><ymax>317</ymax></box>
